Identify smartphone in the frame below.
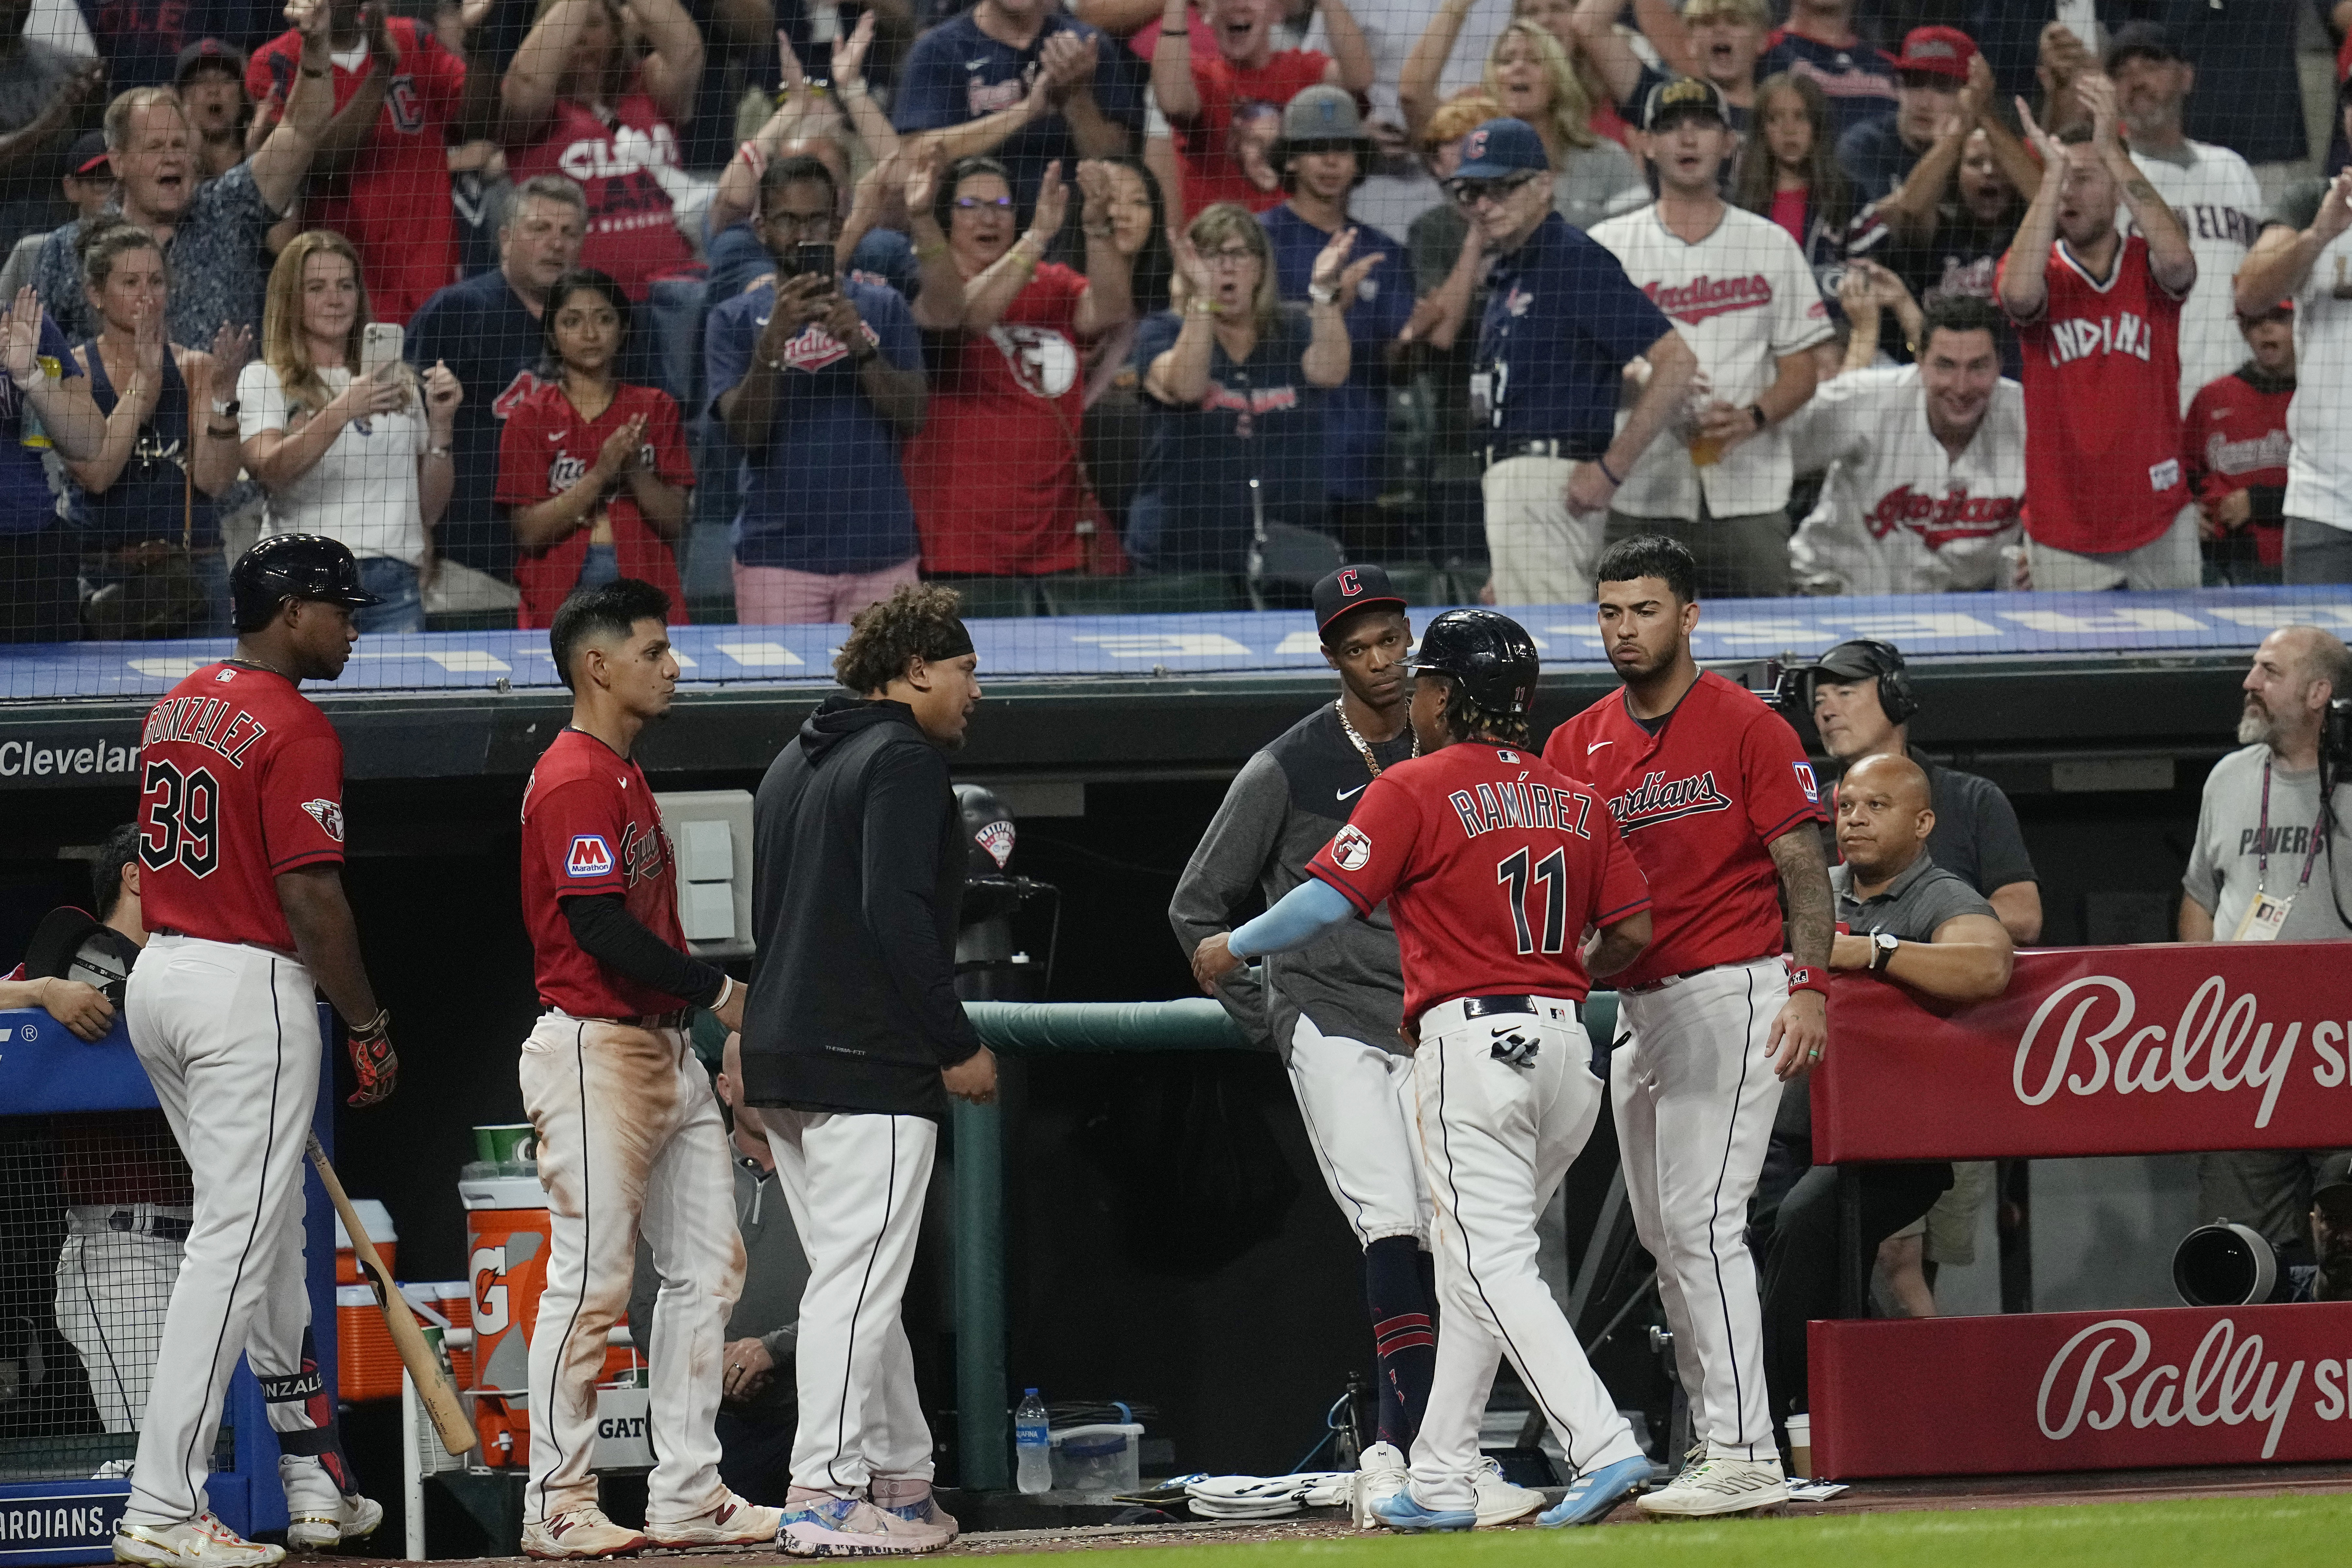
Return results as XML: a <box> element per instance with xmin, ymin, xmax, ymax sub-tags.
<box><xmin>359</xmin><ymin>321</ymin><xmax>403</xmax><ymax>380</ymax></box>
<box><xmin>787</xmin><ymin>242</ymin><xmax>836</xmax><ymax>282</ymax></box>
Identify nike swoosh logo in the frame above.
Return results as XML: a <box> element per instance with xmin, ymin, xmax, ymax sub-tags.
<box><xmin>1336</xmin><ymin>784</ymin><xmax>1368</xmax><ymax>801</ymax></box>
<box><xmin>1587</xmin><ymin>740</ymin><xmax>1614</xmax><ymax>754</ymax></box>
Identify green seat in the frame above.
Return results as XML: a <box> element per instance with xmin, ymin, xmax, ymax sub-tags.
<box><xmin>1380</xmin><ymin>561</ymin><xmax>1455</xmax><ymax>607</ymax></box>
<box><xmin>1040</xmin><ymin>574</ymin><xmax>1249</xmax><ymax>616</ymax></box>
<box><xmin>929</xmin><ymin>577</ymin><xmax>1044</xmax><ymax>619</ymax></box>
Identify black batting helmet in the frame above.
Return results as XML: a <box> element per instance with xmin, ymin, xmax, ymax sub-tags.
<box><xmin>1409</xmin><ymin>608</ymin><xmax>1540</xmax><ymax>717</ymax></box>
<box><xmin>230</xmin><ymin>535</ymin><xmax>381</xmax><ymax>633</ymax></box>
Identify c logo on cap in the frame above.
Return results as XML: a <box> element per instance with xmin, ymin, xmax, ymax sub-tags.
<box><xmin>1465</xmin><ymin>128</ymin><xmax>1488</xmax><ymax>160</ymax></box>
<box><xmin>1337</xmin><ymin>569</ymin><xmax>1362</xmax><ymax>597</ymax></box>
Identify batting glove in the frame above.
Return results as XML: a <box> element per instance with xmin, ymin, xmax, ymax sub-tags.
<box><xmin>347</xmin><ymin>1010</ymin><xmax>399</xmax><ymax>1107</ymax></box>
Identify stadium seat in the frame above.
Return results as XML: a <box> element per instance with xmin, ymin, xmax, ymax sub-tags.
<box><xmin>1380</xmin><ymin>562</ymin><xmax>1455</xmax><ymax>606</ymax></box>
<box><xmin>931</xmin><ymin>578</ymin><xmax>1044</xmax><ymax>619</ymax></box>
<box><xmin>1040</xmin><ymin>574</ymin><xmax>1250</xmax><ymax>616</ymax></box>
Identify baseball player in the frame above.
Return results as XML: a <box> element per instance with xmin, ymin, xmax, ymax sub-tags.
<box><xmin>1542</xmin><ymin>534</ymin><xmax>1832</xmax><ymax>1518</ymax></box>
<box><xmin>116</xmin><ymin>536</ymin><xmax>393</xmax><ymax>1568</ymax></box>
<box><xmin>1194</xmin><ymin>609</ymin><xmax>1656</xmax><ymax>1532</ymax></box>
<box><xmin>515</xmin><ymin>578</ymin><xmax>774</xmax><ymax>1560</ymax></box>
<box><xmin>1171</xmin><ymin>566</ymin><xmax>1537</xmax><ymax>1527</ymax></box>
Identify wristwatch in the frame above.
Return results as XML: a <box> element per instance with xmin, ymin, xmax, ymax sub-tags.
<box><xmin>1747</xmin><ymin>403</ymin><xmax>1768</xmax><ymax>431</ymax></box>
<box><xmin>1308</xmin><ymin>283</ymin><xmax>1340</xmax><ymax>306</ymax></box>
<box><xmin>1869</xmin><ymin>930</ymin><xmax>1900</xmax><ymax>972</ymax></box>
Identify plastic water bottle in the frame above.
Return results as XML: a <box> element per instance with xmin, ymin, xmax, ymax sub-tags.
<box><xmin>1014</xmin><ymin>1388</ymin><xmax>1052</xmax><ymax>1494</ymax></box>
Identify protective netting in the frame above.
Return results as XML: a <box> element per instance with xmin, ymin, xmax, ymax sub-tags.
<box><xmin>0</xmin><ymin>0</ymin><xmax>2343</xmax><ymax>700</ymax></box>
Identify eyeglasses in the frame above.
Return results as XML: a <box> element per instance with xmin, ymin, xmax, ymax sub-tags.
<box><xmin>953</xmin><ymin>195</ymin><xmax>1014</xmax><ymax>211</ymax></box>
<box><xmin>1448</xmin><ymin>173</ymin><xmax>1539</xmax><ymax>208</ymax></box>
<box><xmin>1203</xmin><ymin>246</ymin><xmax>1258</xmax><ymax>268</ymax></box>
<box><xmin>764</xmin><ymin>209</ymin><xmax>835</xmax><ymax>234</ymax></box>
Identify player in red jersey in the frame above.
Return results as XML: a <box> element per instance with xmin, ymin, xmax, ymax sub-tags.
<box><xmin>1996</xmin><ymin>75</ymin><xmax>2199</xmax><ymax>590</ymax></box>
<box><xmin>117</xmin><ymin>535</ymin><xmax>393</xmax><ymax>1568</ymax></box>
<box><xmin>1194</xmin><ymin>609</ymin><xmax>1658</xmax><ymax>1533</ymax></box>
<box><xmin>248</xmin><ymin>0</ymin><xmax>469</xmax><ymax>323</ymax></box>
<box><xmin>513</xmin><ymin>578</ymin><xmax>775</xmax><ymax>1560</ymax></box>
<box><xmin>1541</xmin><ymin>534</ymin><xmax>1832</xmax><ymax>1519</ymax></box>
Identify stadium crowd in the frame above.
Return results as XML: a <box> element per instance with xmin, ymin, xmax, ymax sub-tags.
<box><xmin>0</xmin><ymin>0</ymin><xmax>2347</xmax><ymax>640</ymax></box>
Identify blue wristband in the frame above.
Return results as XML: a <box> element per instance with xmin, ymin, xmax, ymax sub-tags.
<box><xmin>1597</xmin><ymin>455</ymin><xmax>1623</xmax><ymax>486</ymax></box>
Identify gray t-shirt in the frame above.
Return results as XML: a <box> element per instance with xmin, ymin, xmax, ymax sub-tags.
<box><xmin>1831</xmin><ymin>747</ymin><xmax>2038</xmax><ymax>899</ymax></box>
<box><xmin>2183</xmin><ymin>743</ymin><xmax>2352</xmax><ymax>942</ymax></box>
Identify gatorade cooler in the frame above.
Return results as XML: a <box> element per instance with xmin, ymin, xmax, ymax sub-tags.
<box><xmin>462</xmin><ymin>1171</ymin><xmax>549</xmax><ymax>1469</ymax></box>
<box><xmin>399</xmin><ymin>1281</ymin><xmax>476</xmax><ymax>1387</ymax></box>
<box><xmin>336</xmin><ymin>1283</ymin><xmax>405</xmax><ymax>1402</ymax></box>
<box><xmin>333</xmin><ymin>1197</ymin><xmax>397</xmax><ymax>1284</ymax></box>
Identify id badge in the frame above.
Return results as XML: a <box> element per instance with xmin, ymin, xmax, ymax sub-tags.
<box><xmin>1469</xmin><ymin>371</ymin><xmax>1492</xmax><ymax>426</ymax></box>
<box><xmin>2231</xmin><ymin>892</ymin><xmax>2294</xmax><ymax>942</ymax></box>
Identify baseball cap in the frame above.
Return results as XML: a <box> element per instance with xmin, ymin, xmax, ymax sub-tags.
<box><xmin>63</xmin><ymin>130</ymin><xmax>108</xmax><ymax>180</ymax></box>
<box><xmin>1280</xmin><ymin>84</ymin><xmax>1366</xmax><ymax>147</ymax></box>
<box><xmin>1812</xmin><ymin>638</ymin><xmax>1905</xmax><ymax>682</ymax></box>
<box><xmin>1641</xmin><ymin>75</ymin><xmax>1730</xmax><ymax>132</ymax></box>
<box><xmin>1896</xmin><ymin>25</ymin><xmax>1976</xmax><ymax>82</ymax></box>
<box><xmin>1312</xmin><ymin>564</ymin><xmax>1407</xmax><ymax>638</ymax></box>
<box><xmin>175</xmin><ymin>38</ymin><xmax>247</xmax><ymax>84</ymax></box>
<box><xmin>1450</xmin><ymin>117</ymin><xmax>1550</xmax><ymax>180</ymax></box>
<box><xmin>2315</xmin><ymin>1180</ymin><xmax>2352</xmax><ymax>1222</ymax></box>
<box><xmin>2103</xmin><ymin>20</ymin><xmax>2183</xmax><ymax>72</ymax></box>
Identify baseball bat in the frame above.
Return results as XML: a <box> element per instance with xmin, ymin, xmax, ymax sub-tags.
<box><xmin>305</xmin><ymin>1131</ymin><xmax>479</xmax><ymax>1456</ymax></box>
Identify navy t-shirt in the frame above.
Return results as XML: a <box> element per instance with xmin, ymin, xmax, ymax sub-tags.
<box><xmin>405</xmin><ymin>267</ymin><xmax>662</xmax><ymax>578</ymax></box>
<box><xmin>892</xmin><ymin>10</ymin><xmax>1146</xmax><ymax>210</ymax></box>
<box><xmin>705</xmin><ymin>276</ymin><xmax>923</xmax><ymax>575</ymax></box>
<box><xmin>1757</xmin><ymin>32</ymin><xmax>1898</xmax><ymax>142</ymax></box>
<box><xmin>1475</xmin><ymin>213</ymin><xmax>1673</xmax><ymax>456</ymax></box>
<box><xmin>1835</xmin><ymin>115</ymin><xmax>1922</xmax><ymax>205</ymax></box>
<box><xmin>1260</xmin><ymin>204</ymin><xmax>1411</xmax><ymax>505</ymax></box>
<box><xmin>0</xmin><ymin>312</ymin><xmax>74</xmax><ymax>536</ymax></box>
<box><xmin>1125</xmin><ymin>306</ymin><xmax>1324</xmax><ymax>573</ymax></box>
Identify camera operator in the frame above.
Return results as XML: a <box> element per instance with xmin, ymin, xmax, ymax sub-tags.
<box><xmin>2180</xmin><ymin>624</ymin><xmax>2352</xmax><ymax>1258</ymax></box>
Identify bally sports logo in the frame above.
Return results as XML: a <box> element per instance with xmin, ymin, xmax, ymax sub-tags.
<box><xmin>2038</xmin><ymin>1316</ymin><xmax>2337</xmax><ymax>1460</ymax></box>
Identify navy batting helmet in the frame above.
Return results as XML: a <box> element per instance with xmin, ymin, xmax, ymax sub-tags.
<box><xmin>1409</xmin><ymin>608</ymin><xmax>1540</xmax><ymax>717</ymax></box>
<box><xmin>230</xmin><ymin>535</ymin><xmax>381</xmax><ymax>632</ymax></box>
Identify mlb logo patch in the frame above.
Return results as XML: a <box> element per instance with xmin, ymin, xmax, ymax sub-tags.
<box><xmin>1332</xmin><ymin>824</ymin><xmax>1372</xmax><ymax>872</ymax></box>
<box><xmin>1793</xmin><ymin>762</ymin><xmax>1819</xmax><ymax>802</ymax></box>
<box><xmin>214</xmin><ymin>666</ymin><xmax>237</xmax><ymax>682</ymax></box>
<box><xmin>567</xmin><ymin>834</ymin><xmax>616</xmax><ymax>878</ymax></box>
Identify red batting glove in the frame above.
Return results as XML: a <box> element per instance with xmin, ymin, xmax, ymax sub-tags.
<box><xmin>346</xmin><ymin>1012</ymin><xmax>398</xmax><ymax>1107</ymax></box>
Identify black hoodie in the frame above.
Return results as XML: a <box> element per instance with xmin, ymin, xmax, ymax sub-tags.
<box><xmin>741</xmin><ymin>695</ymin><xmax>982</xmax><ymax>1119</ymax></box>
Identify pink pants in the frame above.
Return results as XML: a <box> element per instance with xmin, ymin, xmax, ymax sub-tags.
<box><xmin>730</xmin><ymin>557</ymin><xmax>920</xmax><ymax>625</ymax></box>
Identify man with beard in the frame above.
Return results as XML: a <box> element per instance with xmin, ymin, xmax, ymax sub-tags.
<box><xmin>2179</xmin><ymin>625</ymin><xmax>2352</xmax><ymax>1269</ymax></box>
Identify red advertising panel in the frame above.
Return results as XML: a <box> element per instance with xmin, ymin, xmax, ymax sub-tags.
<box><xmin>1813</xmin><ymin>942</ymin><xmax>2352</xmax><ymax>1164</ymax></box>
<box><xmin>1812</xmin><ymin>1304</ymin><xmax>2352</xmax><ymax>1478</ymax></box>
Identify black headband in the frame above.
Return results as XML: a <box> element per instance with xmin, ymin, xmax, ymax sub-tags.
<box><xmin>927</xmin><ymin>620</ymin><xmax>975</xmax><ymax>662</ymax></box>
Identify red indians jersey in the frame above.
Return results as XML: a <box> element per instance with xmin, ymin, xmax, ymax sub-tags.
<box><xmin>249</xmin><ymin>19</ymin><xmax>465</xmax><ymax>324</ymax></box>
<box><xmin>521</xmin><ymin>728</ymin><xmax>689</xmax><ymax>1017</ymax></box>
<box><xmin>1998</xmin><ymin>235</ymin><xmax>2188</xmax><ymax>554</ymax></box>
<box><xmin>502</xmin><ymin>85</ymin><xmax>697</xmax><ymax>301</ymax></box>
<box><xmin>135</xmin><ymin>662</ymin><xmax>347</xmax><ymax>952</ymax></box>
<box><xmin>1168</xmin><ymin>50</ymin><xmax>1331</xmax><ymax>218</ymax></box>
<box><xmin>1305</xmin><ymin>742</ymin><xmax>1651</xmax><ymax>1021</ymax></box>
<box><xmin>2185</xmin><ymin>366</ymin><xmax>2292</xmax><ymax>568</ymax></box>
<box><xmin>496</xmin><ymin>380</ymin><xmax>693</xmax><ymax>627</ymax></box>
<box><xmin>1543</xmin><ymin>671</ymin><xmax>1823</xmax><ymax>990</ymax></box>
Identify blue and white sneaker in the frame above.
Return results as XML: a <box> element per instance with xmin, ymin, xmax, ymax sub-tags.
<box><xmin>1369</xmin><ymin>1490</ymin><xmax>1476</xmax><ymax>1532</ymax></box>
<box><xmin>881</xmin><ymin>1494</ymin><xmax>958</xmax><ymax>1547</ymax></box>
<box><xmin>1539</xmin><ymin>1454</ymin><xmax>1652</xmax><ymax>1527</ymax></box>
<box><xmin>776</xmin><ymin>1497</ymin><xmax>936</xmax><ymax>1557</ymax></box>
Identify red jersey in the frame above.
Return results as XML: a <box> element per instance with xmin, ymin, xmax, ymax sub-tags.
<box><xmin>2184</xmin><ymin>366</ymin><xmax>2292</xmax><ymax>568</ymax></box>
<box><xmin>1543</xmin><ymin>671</ymin><xmax>1823</xmax><ymax>991</ymax></box>
<box><xmin>134</xmin><ymin>662</ymin><xmax>347</xmax><ymax>953</ymax></box>
<box><xmin>1998</xmin><ymin>235</ymin><xmax>2188</xmax><ymax>554</ymax></box>
<box><xmin>1168</xmin><ymin>49</ymin><xmax>1331</xmax><ymax>218</ymax></box>
<box><xmin>496</xmin><ymin>380</ymin><xmax>693</xmax><ymax>627</ymax></box>
<box><xmin>520</xmin><ymin>727</ymin><xmax>690</xmax><ymax>1018</ymax></box>
<box><xmin>1305</xmin><ymin>741</ymin><xmax>1651</xmax><ymax>1021</ymax></box>
<box><xmin>905</xmin><ymin>263</ymin><xmax>1088</xmax><ymax>576</ymax></box>
<box><xmin>249</xmin><ymin>19</ymin><xmax>465</xmax><ymax>324</ymax></box>
<box><xmin>502</xmin><ymin>84</ymin><xmax>698</xmax><ymax>301</ymax></box>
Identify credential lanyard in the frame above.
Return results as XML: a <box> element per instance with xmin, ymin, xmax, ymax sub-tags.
<box><xmin>2255</xmin><ymin>755</ymin><xmax>2327</xmax><ymax>897</ymax></box>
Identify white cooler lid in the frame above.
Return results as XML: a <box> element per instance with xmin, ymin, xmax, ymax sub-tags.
<box><xmin>331</xmin><ymin>1197</ymin><xmax>396</xmax><ymax>1248</ymax></box>
<box><xmin>460</xmin><ymin>1177</ymin><xmax>550</xmax><ymax>1210</ymax></box>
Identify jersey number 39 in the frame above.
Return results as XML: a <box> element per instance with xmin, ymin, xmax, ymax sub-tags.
<box><xmin>1497</xmin><ymin>846</ymin><xmax>1569</xmax><ymax>956</ymax></box>
<box><xmin>139</xmin><ymin>758</ymin><xmax>220</xmax><ymax>878</ymax></box>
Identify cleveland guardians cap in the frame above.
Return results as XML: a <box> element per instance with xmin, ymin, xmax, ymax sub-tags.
<box><xmin>1641</xmin><ymin>75</ymin><xmax>1730</xmax><ymax>131</ymax></box>
<box><xmin>1450</xmin><ymin>118</ymin><xmax>1550</xmax><ymax>180</ymax></box>
<box><xmin>1896</xmin><ymin>25</ymin><xmax>1977</xmax><ymax>82</ymax></box>
<box><xmin>1312</xmin><ymin>564</ymin><xmax>1406</xmax><ymax>636</ymax></box>
<box><xmin>175</xmin><ymin>38</ymin><xmax>247</xmax><ymax>84</ymax></box>
<box><xmin>64</xmin><ymin>131</ymin><xmax>108</xmax><ymax>180</ymax></box>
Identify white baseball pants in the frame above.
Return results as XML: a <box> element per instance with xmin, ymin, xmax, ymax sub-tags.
<box><xmin>1614</xmin><ymin>959</ymin><xmax>1786</xmax><ymax>1461</ymax></box>
<box><xmin>55</xmin><ymin>1209</ymin><xmax>188</xmax><ymax>1432</ymax></box>
<box><xmin>1482</xmin><ymin>454</ymin><xmax>1601</xmax><ymax>606</ymax></box>
<box><xmin>520</xmin><ymin>1014</ymin><xmax>744</xmax><ymax>1527</ymax></box>
<box><xmin>121</xmin><ymin>935</ymin><xmax>327</xmax><ymax>1527</ymax></box>
<box><xmin>764</xmin><ymin>1109</ymin><xmax>938</xmax><ymax>1497</ymax></box>
<box><xmin>1409</xmin><ymin>1003</ymin><xmax>1642</xmax><ymax>1508</ymax></box>
<box><xmin>1287</xmin><ymin>1015</ymin><xmax>1427</xmax><ymax>1247</ymax></box>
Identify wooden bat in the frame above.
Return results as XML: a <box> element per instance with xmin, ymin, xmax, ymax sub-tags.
<box><xmin>306</xmin><ymin>1131</ymin><xmax>479</xmax><ymax>1456</ymax></box>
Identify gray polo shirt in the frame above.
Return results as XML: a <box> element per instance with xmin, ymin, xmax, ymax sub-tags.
<box><xmin>1831</xmin><ymin>849</ymin><xmax>1999</xmax><ymax>942</ymax></box>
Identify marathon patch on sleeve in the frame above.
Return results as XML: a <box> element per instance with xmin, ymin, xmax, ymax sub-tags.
<box><xmin>1794</xmin><ymin>761</ymin><xmax>1819</xmax><ymax>802</ymax></box>
<box><xmin>1332</xmin><ymin>824</ymin><xmax>1372</xmax><ymax>871</ymax></box>
<box><xmin>567</xmin><ymin>834</ymin><xmax>616</xmax><ymax>878</ymax></box>
<box><xmin>301</xmin><ymin>799</ymin><xmax>345</xmax><ymax>842</ymax></box>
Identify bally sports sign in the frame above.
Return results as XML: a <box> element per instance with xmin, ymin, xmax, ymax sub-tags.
<box><xmin>1811</xmin><ymin>1304</ymin><xmax>2352</xmax><ymax>1477</ymax></box>
<box><xmin>1812</xmin><ymin>941</ymin><xmax>2352</xmax><ymax>1162</ymax></box>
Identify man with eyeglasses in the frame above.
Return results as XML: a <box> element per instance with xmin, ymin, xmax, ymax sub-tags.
<box><xmin>706</xmin><ymin>155</ymin><xmax>936</xmax><ymax>626</ymax></box>
<box><xmin>1428</xmin><ymin>116</ymin><xmax>1696</xmax><ymax>606</ymax></box>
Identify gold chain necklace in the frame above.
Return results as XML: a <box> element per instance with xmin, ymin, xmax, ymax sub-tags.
<box><xmin>1335</xmin><ymin>699</ymin><xmax>1418</xmax><ymax>779</ymax></box>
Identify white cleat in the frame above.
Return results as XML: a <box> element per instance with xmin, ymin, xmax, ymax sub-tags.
<box><xmin>278</xmin><ymin>1455</ymin><xmax>382</xmax><ymax>1552</ymax></box>
<box><xmin>114</xmin><ymin>1513</ymin><xmax>287</xmax><ymax>1568</ymax></box>
<box><xmin>520</xmin><ymin>1506</ymin><xmax>651</xmax><ymax>1560</ymax></box>
<box><xmin>644</xmin><ymin>1493</ymin><xmax>785</xmax><ymax>1551</ymax></box>
<box><xmin>1351</xmin><ymin>1441</ymin><xmax>1409</xmax><ymax>1530</ymax></box>
<box><xmin>1470</xmin><ymin>1455</ymin><xmax>1544</xmax><ymax>1526</ymax></box>
<box><xmin>1634</xmin><ymin>1453</ymin><xmax>1790</xmax><ymax>1519</ymax></box>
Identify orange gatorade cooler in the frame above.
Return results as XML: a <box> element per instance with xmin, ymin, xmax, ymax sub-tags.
<box><xmin>336</xmin><ymin>1283</ymin><xmax>405</xmax><ymax>1402</ymax></box>
<box><xmin>333</xmin><ymin>1197</ymin><xmax>397</xmax><ymax>1285</ymax></box>
<box><xmin>462</xmin><ymin>1170</ymin><xmax>550</xmax><ymax>1468</ymax></box>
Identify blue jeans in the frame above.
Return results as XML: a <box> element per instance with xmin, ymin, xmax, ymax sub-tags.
<box><xmin>576</xmin><ymin>542</ymin><xmax>619</xmax><ymax>590</ymax></box>
<box><xmin>354</xmin><ymin>556</ymin><xmax>423</xmax><ymax>635</ymax></box>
